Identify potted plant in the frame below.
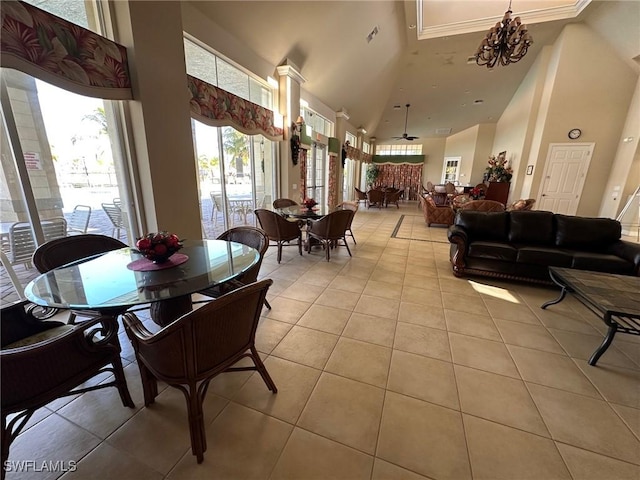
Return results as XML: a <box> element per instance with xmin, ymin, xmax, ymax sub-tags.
<box><xmin>366</xmin><ymin>164</ymin><xmax>380</xmax><ymax>188</ymax></box>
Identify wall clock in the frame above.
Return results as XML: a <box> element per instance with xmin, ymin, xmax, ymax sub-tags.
<box><xmin>568</xmin><ymin>128</ymin><xmax>582</xmax><ymax>139</ymax></box>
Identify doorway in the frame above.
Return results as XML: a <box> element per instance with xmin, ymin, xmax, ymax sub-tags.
<box><xmin>538</xmin><ymin>143</ymin><xmax>594</xmax><ymax>215</ymax></box>
<box><xmin>306</xmin><ymin>142</ymin><xmax>326</xmax><ymax>204</ymax></box>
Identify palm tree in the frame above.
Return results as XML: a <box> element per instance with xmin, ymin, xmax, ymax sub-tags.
<box><xmin>222</xmin><ymin>128</ymin><xmax>249</xmax><ymax>178</ymax></box>
<box><xmin>82</xmin><ymin>107</ymin><xmax>108</xmax><ymax>135</ymax></box>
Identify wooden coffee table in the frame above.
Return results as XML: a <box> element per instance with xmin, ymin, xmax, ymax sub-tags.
<box><xmin>542</xmin><ymin>267</ymin><xmax>640</xmax><ymax>366</ymax></box>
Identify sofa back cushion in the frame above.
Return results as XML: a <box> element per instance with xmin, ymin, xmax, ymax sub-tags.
<box><xmin>555</xmin><ymin>214</ymin><xmax>621</xmax><ymax>249</ymax></box>
<box><xmin>508</xmin><ymin>211</ymin><xmax>555</xmax><ymax>244</ymax></box>
<box><xmin>455</xmin><ymin>211</ymin><xmax>509</xmax><ymax>241</ymax></box>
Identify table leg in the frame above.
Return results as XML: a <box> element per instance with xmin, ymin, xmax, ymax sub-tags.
<box><xmin>150</xmin><ymin>295</ymin><xmax>193</xmax><ymax>327</ymax></box>
<box><xmin>589</xmin><ymin>318</ymin><xmax>618</xmax><ymax>366</ymax></box>
<box><xmin>541</xmin><ymin>269</ymin><xmax>568</xmax><ymax>309</ymax></box>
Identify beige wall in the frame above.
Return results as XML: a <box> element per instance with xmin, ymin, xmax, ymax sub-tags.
<box><xmin>421</xmin><ymin>138</ymin><xmax>447</xmax><ymax>187</ymax></box>
<box><xmin>472</xmin><ymin>124</ymin><xmax>496</xmax><ymax>185</ymax></box>
<box><xmin>444</xmin><ymin>125</ymin><xmax>480</xmax><ymax>184</ymax></box>
<box><xmin>114</xmin><ymin>1</ymin><xmax>201</xmax><ymax>239</ymax></box>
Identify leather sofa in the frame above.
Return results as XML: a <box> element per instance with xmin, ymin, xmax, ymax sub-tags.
<box><xmin>448</xmin><ymin>210</ymin><xmax>640</xmax><ymax>284</ymax></box>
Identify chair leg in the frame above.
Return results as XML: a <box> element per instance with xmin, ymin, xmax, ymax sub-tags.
<box><xmin>250</xmin><ymin>346</ymin><xmax>277</xmax><ymax>393</ymax></box>
<box><xmin>325</xmin><ymin>240</ymin><xmax>330</xmax><ymax>261</ymax></box>
<box><xmin>264</xmin><ymin>298</ymin><xmax>272</xmax><ymax>309</ymax></box>
<box><xmin>298</xmin><ymin>236</ymin><xmax>303</xmax><ymax>256</ymax></box>
<box><xmin>277</xmin><ymin>242</ymin><xmax>282</xmax><ymax>263</ymax></box>
<box><xmin>343</xmin><ymin>236</ymin><xmax>352</xmax><ymax>257</ymax></box>
<box><xmin>183</xmin><ymin>384</ymin><xmax>207</xmax><ymax>463</ymax></box>
<box><xmin>137</xmin><ymin>360</ymin><xmax>159</xmax><ymax>406</ymax></box>
<box><xmin>112</xmin><ymin>355</ymin><xmax>135</xmax><ymax>408</ymax></box>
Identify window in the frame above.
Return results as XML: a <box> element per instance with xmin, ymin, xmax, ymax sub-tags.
<box><xmin>345</xmin><ymin>132</ymin><xmax>357</xmax><ymax>147</ymax></box>
<box><xmin>300</xmin><ymin>107</ymin><xmax>334</xmax><ymax>137</ymax></box>
<box><xmin>184</xmin><ymin>37</ymin><xmax>273</xmax><ymax>110</ymax></box>
<box><xmin>376</xmin><ymin>144</ymin><xmax>422</xmax><ymax>155</ymax></box>
<box><xmin>442</xmin><ymin>157</ymin><xmax>461</xmax><ymax>183</ymax></box>
<box><xmin>362</xmin><ymin>142</ymin><xmax>370</xmax><ymax>154</ymax></box>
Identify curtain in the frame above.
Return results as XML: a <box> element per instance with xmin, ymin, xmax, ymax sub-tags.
<box><xmin>345</xmin><ymin>144</ymin><xmax>372</xmax><ymax>163</ymax></box>
<box><xmin>1</xmin><ymin>1</ymin><xmax>132</xmax><ymax>100</ymax></box>
<box><xmin>299</xmin><ymin>149</ymin><xmax>307</xmax><ymax>203</ymax></box>
<box><xmin>373</xmin><ymin>164</ymin><xmax>423</xmax><ymax>200</ymax></box>
<box><xmin>327</xmin><ymin>153</ymin><xmax>338</xmax><ymax>209</ymax></box>
<box><xmin>188</xmin><ymin>75</ymin><xmax>283</xmax><ymax>141</ymax></box>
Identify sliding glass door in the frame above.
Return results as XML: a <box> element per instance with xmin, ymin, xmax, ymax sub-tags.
<box><xmin>306</xmin><ymin>143</ymin><xmax>327</xmax><ymax>204</ymax></box>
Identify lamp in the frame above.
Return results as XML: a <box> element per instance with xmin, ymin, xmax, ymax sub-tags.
<box><xmin>475</xmin><ymin>0</ymin><xmax>533</xmax><ymax>68</ymax></box>
<box><xmin>295</xmin><ymin>115</ymin><xmax>305</xmax><ymax>127</ymax></box>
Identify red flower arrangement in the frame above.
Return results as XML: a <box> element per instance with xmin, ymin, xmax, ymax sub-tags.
<box><xmin>470</xmin><ymin>186</ymin><xmax>484</xmax><ymax>200</ymax></box>
<box><xmin>134</xmin><ymin>231</ymin><xmax>183</xmax><ymax>263</ymax></box>
<box><xmin>302</xmin><ymin>198</ymin><xmax>318</xmax><ymax>210</ymax></box>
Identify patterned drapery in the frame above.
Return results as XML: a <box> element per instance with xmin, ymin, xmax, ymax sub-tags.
<box><xmin>188</xmin><ymin>75</ymin><xmax>283</xmax><ymax>141</ymax></box>
<box><xmin>345</xmin><ymin>145</ymin><xmax>373</xmax><ymax>164</ymax></box>
<box><xmin>372</xmin><ymin>164</ymin><xmax>423</xmax><ymax>200</ymax></box>
<box><xmin>327</xmin><ymin>153</ymin><xmax>338</xmax><ymax>209</ymax></box>
<box><xmin>0</xmin><ymin>1</ymin><xmax>132</xmax><ymax>100</ymax></box>
<box><xmin>299</xmin><ymin>149</ymin><xmax>307</xmax><ymax>203</ymax></box>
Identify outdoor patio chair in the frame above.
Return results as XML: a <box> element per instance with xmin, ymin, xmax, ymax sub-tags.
<box><xmin>122</xmin><ymin>280</ymin><xmax>276</xmax><ymax>464</ymax></box>
<box><xmin>101</xmin><ymin>202</ymin><xmax>126</xmax><ymax>240</ymax></box>
<box><xmin>210</xmin><ymin>192</ymin><xmax>224</xmax><ymax>226</ymax></box>
<box><xmin>67</xmin><ymin>205</ymin><xmax>91</xmax><ymax>235</ymax></box>
<box><xmin>5</xmin><ymin>218</ymin><xmax>67</xmax><ymax>269</ymax></box>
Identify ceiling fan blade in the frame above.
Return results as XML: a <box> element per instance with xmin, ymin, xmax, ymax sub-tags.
<box><xmin>406</xmin><ymin>136</ymin><xmax>419</xmax><ymax>141</ymax></box>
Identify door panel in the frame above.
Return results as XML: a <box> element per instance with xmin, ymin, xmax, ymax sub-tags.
<box><xmin>539</xmin><ymin>144</ymin><xmax>593</xmax><ymax>215</ymax></box>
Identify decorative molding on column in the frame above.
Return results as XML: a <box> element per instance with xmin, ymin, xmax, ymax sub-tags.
<box><xmin>276</xmin><ymin>59</ymin><xmax>306</xmax><ymax>84</ymax></box>
<box><xmin>336</xmin><ymin>108</ymin><xmax>350</xmax><ymax>121</ymax></box>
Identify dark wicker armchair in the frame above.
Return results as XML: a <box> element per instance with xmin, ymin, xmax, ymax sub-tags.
<box><xmin>367</xmin><ymin>189</ymin><xmax>385</xmax><ymax>208</ymax></box>
<box><xmin>196</xmin><ymin>226</ymin><xmax>271</xmax><ymax>309</ymax></box>
<box><xmin>272</xmin><ymin>198</ymin><xmax>298</xmax><ymax>209</ymax></box>
<box><xmin>32</xmin><ymin>234</ymin><xmax>127</xmax><ymax>323</ymax></box>
<box><xmin>1</xmin><ymin>301</ymin><xmax>134</xmax><ymax>478</ymax></box>
<box><xmin>335</xmin><ymin>201</ymin><xmax>358</xmax><ymax>245</ymax></box>
<box><xmin>419</xmin><ymin>195</ymin><xmax>455</xmax><ymax>227</ymax></box>
<box><xmin>254</xmin><ymin>209</ymin><xmax>303</xmax><ymax>263</ymax></box>
<box><xmin>385</xmin><ymin>189</ymin><xmax>403</xmax><ymax>208</ymax></box>
<box><xmin>354</xmin><ymin>187</ymin><xmax>368</xmax><ymax>207</ymax></box>
<box><xmin>306</xmin><ymin>209</ymin><xmax>353</xmax><ymax>261</ymax></box>
<box><xmin>122</xmin><ymin>280</ymin><xmax>276</xmax><ymax>464</ymax></box>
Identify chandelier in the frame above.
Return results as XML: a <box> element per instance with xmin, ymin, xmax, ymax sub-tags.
<box><xmin>475</xmin><ymin>1</ymin><xmax>533</xmax><ymax>68</ymax></box>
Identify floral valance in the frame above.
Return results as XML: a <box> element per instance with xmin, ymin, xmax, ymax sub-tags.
<box><xmin>0</xmin><ymin>1</ymin><xmax>132</xmax><ymax>100</ymax></box>
<box><xmin>345</xmin><ymin>145</ymin><xmax>373</xmax><ymax>163</ymax></box>
<box><xmin>373</xmin><ymin>154</ymin><xmax>425</xmax><ymax>164</ymax></box>
<box><xmin>188</xmin><ymin>75</ymin><xmax>283</xmax><ymax>141</ymax></box>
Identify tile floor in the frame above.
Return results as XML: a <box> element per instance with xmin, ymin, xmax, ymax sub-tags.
<box><xmin>6</xmin><ymin>202</ymin><xmax>640</xmax><ymax>480</ymax></box>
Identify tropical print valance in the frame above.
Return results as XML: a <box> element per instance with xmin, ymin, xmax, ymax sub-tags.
<box><xmin>188</xmin><ymin>75</ymin><xmax>283</xmax><ymax>141</ymax></box>
<box><xmin>0</xmin><ymin>1</ymin><xmax>132</xmax><ymax>100</ymax></box>
<box><xmin>345</xmin><ymin>144</ymin><xmax>373</xmax><ymax>163</ymax></box>
<box><xmin>373</xmin><ymin>154</ymin><xmax>425</xmax><ymax>164</ymax></box>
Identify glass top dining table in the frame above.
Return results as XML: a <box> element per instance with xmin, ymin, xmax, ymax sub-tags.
<box><xmin>24</xmin><ymin>239</ymin><xmax>259</xmax><ymax>326</ymax></box>
<box><xmin>275</xmin><ymin>204</ymin><xmax>329</xmax><ymax>219</ymax></box>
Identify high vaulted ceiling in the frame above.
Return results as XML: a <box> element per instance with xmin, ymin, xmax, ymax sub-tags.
<box><xmin>190</xmin><ymin>1</ymin><xmax>639</xmax><ymax>143</ymax></box>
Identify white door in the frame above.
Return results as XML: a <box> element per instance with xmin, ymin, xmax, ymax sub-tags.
<box><xmin>538</xmin><ymin>143</ymin><xmax>593</xmax><ymax>214</ymax></box>
<box><xmin>306</xmin><ymin>143</ymin><xmax>326</xmax><ymax>203</ymax></box>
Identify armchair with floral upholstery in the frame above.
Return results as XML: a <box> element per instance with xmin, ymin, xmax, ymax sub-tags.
<box><xmin>419</xmin><ymin>195</ymin><xmax>455</xmax><ymax>227</ymax></box>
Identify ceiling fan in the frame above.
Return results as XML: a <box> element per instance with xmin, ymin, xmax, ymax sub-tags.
<box><xmin>393</xmin><ymin>103</ymin><xmax>419</xmax><ymax>141</ymax></box>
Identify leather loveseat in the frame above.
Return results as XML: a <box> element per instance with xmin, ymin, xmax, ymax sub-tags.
<box><xmin>448</xmin><ymin>210</ymin><xmax>640</xmax><ymax>284</ymax></box>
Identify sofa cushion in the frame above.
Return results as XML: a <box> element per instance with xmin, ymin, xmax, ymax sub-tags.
<box><xmin>571</xmin><ymin>252</ymin><xmax>635</xmax><ymax>275</ymax></box>
<box><xmin>468</xmin><ymin>241</ymin><xmax>518</xmax><ymax>261</ymax></box>
<box><xmin>456</xmin><ymin>211</ymin><xmax>509</xmax><ymax>242</ymax></box>
<box><xmin>508</xmin><ymin>211</ymin><xmax>555</xmax><ymax>244</ymax></box>
<box><xmin>516</xmin><ymin>246</ymin><xmax>573</xmax><ymax>267</ymax></box>
<box><xmin>555</xmin><ymin>215</ymin><xmax>621</xmax><ymax>250</ymax></box>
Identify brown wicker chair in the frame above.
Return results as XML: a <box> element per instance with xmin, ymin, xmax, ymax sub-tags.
<box><xmin>419</xmin><ymin>195</ymin><xmax>455</xmax><ymax>227</ymax></box>
<box><xmin>1</xmin><ymin>300</ymin><xmax>134</xmax><ymax>478</ymax></box>
<box><xmin>196</xmin><ymin>226</ymin><xmax>271</xmax><ymax>309</ymax></box>
<box><xmin>385</xmin><ymin>189</ymin><xmax>403</xmax><ymax>209</ymax></box>
<box><xmin>32</xmin><ymin>234</ymin><xmax>128</xmax><ymax>323</ymax></box>
<box><xmin>458</xmin><ymin>199</ymin><xmax>506</xmax><ymax>212</ymax></box>
<box><xmin>335</xmin><ymin>201</ymin><xmax>358</xmax><ymax>245</ymax></box>
<box><xmin>354</xmin><ymin>187</ymin><xmax>368</xmax><ymax>207</ymax></box>
<box><xmin>306</xmin><ymin>209</ymin><xmax>353</xmax><ymax>261</ymax></box>
<box><xmin>272</xmin><ymin>198</ymin><xmax>298</xmax><ymax>209</ymax></box>
<box><xmin>254</xmin><ymin>209</ymin><xmax>303</xmax><ymax>263</ymax></box>
<box><xmin>122</xmin><ymin>280</ymin><xmax>276</xmax><ymax>464</ymax></box>
<box><xmin>367</xmin><ymin>189</ymin><xmax>385</xmax><ymax>208</ymax></box>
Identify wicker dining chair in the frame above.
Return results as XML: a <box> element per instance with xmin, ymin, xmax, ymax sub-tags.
<box><xmin>196</xmin><ymin>226</ymin><xmax>272</xmax><ymax>309</ymax></box>
<box><xmin>354</xmin><ymin>187</ymin><xmax>368</xmax><ymax>207</ymax></box>
<box><xmin>335</xmin><ymin>201</ymin><xmax>358</xmax><ymax>244</ymax></box>
<box><xmin>2</xmin><ymin>300</ymin><xmax>134</xmax><ymax>479</ymax></box>
<box><xmin>254</xmin><ymin>209</ymin><xmax>303</xmax><ymax>263</ymax></box>
<box><xmin>32</xmin><ymin>234</ymin><xmax>127</xmax><ymax>323</ymax></box>
<box><xmin>367</xmin><ymin>189</ymin><xmax>385</xmax><ymax>209</ymax></box>
<box><xmin>306</xmin><ymin>209</ymin><xmax>353</xmax><ymax>261</ymax></box>
<box><xmin>122</xmin><ymin>280</ymin><xmax>276</xmax><ymax>464</ymax></box>
<box><xmin>272</xmin><ymin>198</ymin><xmax>298</xmax><ymax>209</ymax></box>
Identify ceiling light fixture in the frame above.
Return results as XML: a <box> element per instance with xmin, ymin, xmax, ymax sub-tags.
<box><xmin>475</xmin><ymin>0</ymin><xmax>533</xmax><ymax>68</ymax></box>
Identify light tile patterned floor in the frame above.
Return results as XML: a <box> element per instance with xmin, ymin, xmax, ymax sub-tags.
<box><xmin>6</xmin><ymin>202</ymin><xmax>640</xmax><ymax>480</ymax></box>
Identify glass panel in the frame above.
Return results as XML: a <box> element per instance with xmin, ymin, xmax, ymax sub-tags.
<box><xmin>1</xmin><ymin>69</ymin><xmax>133</xmax><ymax>302</ymax></box>
<box><xmin>217</xmin><ymin>59</ymin><xmax>250</xmax><ymax>100</ymax></box>
<box><xmin>184</xmin><ymin>38</ymin><xmax>218</xmax><ymax>86</ymax></box>
<box><xmin>22</xmin><ymin>0</ymin><xmax>91</xmax><ymax>30</ymax></box>
<box><xmin>222</xmin><ymin>127</ymin><xmax>253</xmax><ymax>227</ymax></box>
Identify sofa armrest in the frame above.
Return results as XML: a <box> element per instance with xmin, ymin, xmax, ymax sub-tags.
<box><xmin>605</xmin><ymin>240</ymin><xmax>640</xmax><ymax>275</ymax></box>
<box><xmin>448</xmin><ymin>226</ymin><xmax>469</xmax><ymax>275</ymax></box>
